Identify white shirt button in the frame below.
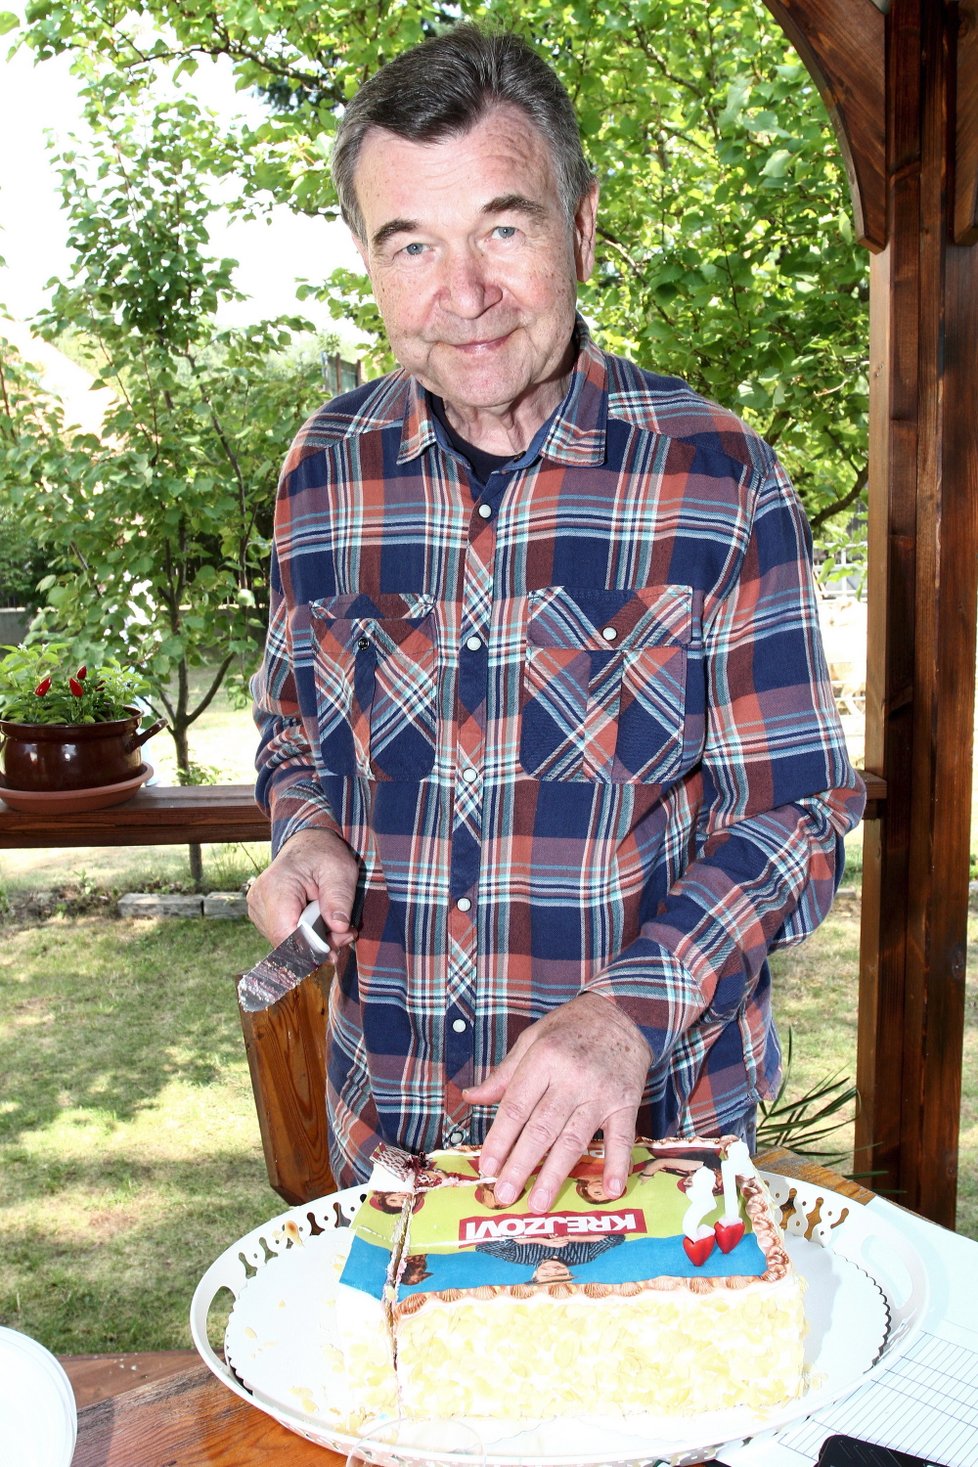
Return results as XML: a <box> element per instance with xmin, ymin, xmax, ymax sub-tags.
<box><xmin>457</xmin><ymin>896</ymin><xmax>472</xmax><ymax>912</ymax></box>
<box><xmin>461</xmin><ymin>767</ymin><xmax>478</xmax><ymax>784</ymax></box>
<box><xmin>446</xmin><ymin>1127</ymin><xmax>466</xmax><ymax>1146</ymax></box>
<box><xmin>601</xmin><ymin>625</ymin><xmax>619</xmax><ymax>642</ymax></box>
<box><xmin>452</xmin><ymin>1018</ymin><xmax>468</xmax><ymax>1033</ymax></box>
<box><xmin>465</xmin><ymin>635</ymin><xmax>483</xmax><ymax>651</ymax></box>
<box><xmin>477</xmin><ymin>503</ymin><xmax>493</xmax><ymax>519</ymax></box>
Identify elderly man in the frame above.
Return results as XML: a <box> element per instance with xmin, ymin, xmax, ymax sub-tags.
<box><xmin>249</xmin><ymin>23</ymin><xmax>865</xmax><ymax>1214</ymax></box>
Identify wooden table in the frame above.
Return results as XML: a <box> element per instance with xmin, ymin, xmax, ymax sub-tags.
<box><xmin>69</xmin><ymin>1150</ymin><xmax>875</xmax><ymax>1466</ymax></box>
<box><xmin>71</xmin><ymin>1362</ymin><xmax>347</xmax><ymax>1465</ymax></box>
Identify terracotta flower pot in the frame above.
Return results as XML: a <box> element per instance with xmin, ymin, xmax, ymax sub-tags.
<box><xmin>0</xmin><ymin>708</ymin><xmax>167</xmax><ymax>792</ymax></box>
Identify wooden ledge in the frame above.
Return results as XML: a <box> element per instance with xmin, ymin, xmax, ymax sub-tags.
<box><xmin>862</xmin><ymin>769</ymin><xmax>885</xmax><ymax>820</ymax></box>
<box><xmin>0</xmin><ymin>784</ymin><xmax>271</xmax><ymax>849</ymax></box>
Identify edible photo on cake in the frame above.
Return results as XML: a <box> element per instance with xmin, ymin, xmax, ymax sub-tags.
<box><xmin>341</xmin><ymin>1140</ymin><xmax>772</xmax><ymax>1300</ymax></box>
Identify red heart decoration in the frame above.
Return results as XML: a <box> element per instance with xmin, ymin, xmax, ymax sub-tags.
<box><xmin>714</xmin><ymin>1218</ymin><xmax>745</xmax><ymax>1253</ymax></box>
<box><xmin>683</xmin><ymin>1233</ymin><xmax>715</xmax><ymax>1266</ymax></box>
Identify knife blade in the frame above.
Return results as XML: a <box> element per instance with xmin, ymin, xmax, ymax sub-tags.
<box><xmin>237</xmin><ymin>900</ymin><xmax>332</xmax><ymax>1012</ymax></box>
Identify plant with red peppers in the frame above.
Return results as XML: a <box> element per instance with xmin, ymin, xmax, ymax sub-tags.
<box><xmin>0</xmin><ymin>642</ymin><xmax>149</xmax><ymax>725</ymax></box>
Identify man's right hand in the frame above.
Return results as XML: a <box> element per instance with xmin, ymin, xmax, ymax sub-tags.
<box><xmin>247</xmin><ymin>827</ymin><xmax>360</xmax><ymax>957</ymax></box>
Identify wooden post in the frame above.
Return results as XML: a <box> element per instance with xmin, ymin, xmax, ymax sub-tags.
<box><xmin>856</xmin><ymin>0</ymin><xmax>978</xmax><ymax>1224</ymax></box>
<box><xmin>764</xmin><ymin>0</ymin><xmax>978</xmax><ymax>1224</ymax></box>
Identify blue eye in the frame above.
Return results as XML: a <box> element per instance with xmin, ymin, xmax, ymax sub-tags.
<box><xmin>493</xmin><ymin>226</ymin><xmax>517</xmax><ymax>240</ymax></box>
<box><xmin>403</xmin><ymin>242</ymin><xmax>426</xmax><ymax>256</ymax></box>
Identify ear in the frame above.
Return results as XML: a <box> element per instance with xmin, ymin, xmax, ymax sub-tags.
<box><xmin>574</xmin><ymin>180</ymin><xmax>599</xmax><ymax>283</ymax></box>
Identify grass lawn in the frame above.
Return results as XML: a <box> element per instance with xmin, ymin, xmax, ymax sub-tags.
<box><xmin>146</xmin><ymin>661</ymin><xmax>261</xmax><ymax>786</ymax></box>
<box><xmin>0</xmin><ymin>839</ymin><xmax>271</xmax><ymax>899</ymax></box>
<box><xmin>0</xmin><ymin>915</ymin><xmax>272</xmax><ymax>1353</ymax></box>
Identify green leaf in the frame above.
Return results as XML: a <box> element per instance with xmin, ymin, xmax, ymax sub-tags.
<box><xmin>760</xmin><ymin>148</ymin><xmax>794</xmax><ymax>179</ymax></box>
<box><xmin>719</xmin><ymin>75</ymin><xmax>751</xmax><ymax>130</ymax></box>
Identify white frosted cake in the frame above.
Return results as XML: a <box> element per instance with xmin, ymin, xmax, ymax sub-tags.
<box><xmin>333</xmin><ymin>1137</ymin><xmax>806</xmax><ymax>1424</ymax></box>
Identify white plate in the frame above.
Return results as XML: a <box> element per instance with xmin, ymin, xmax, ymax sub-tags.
<box><xmin>0</xmin><ymin>1327</ymin><xmax>77</xmax><ymax>1467</ymax></box>
<box><xmin>190</xmin><ymin>1172</ymin><xmax>930</xmax><ymax>1466</ymax></box>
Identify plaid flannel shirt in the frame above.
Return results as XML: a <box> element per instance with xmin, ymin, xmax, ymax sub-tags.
<box><xmin>253</xmin><ymin>322</ymin><xmax>866</xmax><ymax>1187</ymax></box>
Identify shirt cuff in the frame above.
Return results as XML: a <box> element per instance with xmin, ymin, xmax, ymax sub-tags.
<box><xmin>580</xmin><ymin>941</ymin><xmax>704</xmax><ymax>1067</ymax></box>
<box><xmin>266</xmin><ymin>776</ymin><xmax>343</xmax><ymax>856</ymax></box>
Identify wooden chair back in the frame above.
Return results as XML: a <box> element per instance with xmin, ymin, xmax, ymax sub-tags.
<box><xmin>236</xmin><ymin>966</ymin><xmax>336</xmax><ymax>1205</ymax></box>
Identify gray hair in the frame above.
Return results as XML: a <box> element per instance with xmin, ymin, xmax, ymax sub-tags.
<box><xmin>331</xmin><ymin>24</ymin><xmax>596</xmax><ymax>241</ymax></box>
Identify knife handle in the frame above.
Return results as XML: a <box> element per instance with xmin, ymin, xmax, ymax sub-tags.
<box><xmin>298</xmin><ymin>900</ymin><xmax>332</xmax><ymax>958</ymax></box>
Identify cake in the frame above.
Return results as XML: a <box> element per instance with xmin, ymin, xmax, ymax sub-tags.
<box><xmin>333</xmin><ymin>1136</ymin><xmax>806</xmax><ymax>1424</ymax></box>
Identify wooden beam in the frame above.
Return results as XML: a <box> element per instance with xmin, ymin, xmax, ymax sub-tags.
<box><xmin>856</xmin><ymin>0</ymin><xmax>978</xmax><ymax>1227</ymax></box>
<box><xmin>856</xmin><ymin>771</ymin><xmax>886</xmax><ymax>819</ymax></box>
<box><xmin>0</xmin><ymin>784</ymin><xmax>270</xmax><ymax>848</ymax></box>
<box><xmin>954</xmin><ymin>0</ymin><xmax>978</xmax><ymax>242</ymax></box>
<box><xmin>763</xmin><ymin>0</ymin><xmax>887</xmax><ymax>249</ymax></box>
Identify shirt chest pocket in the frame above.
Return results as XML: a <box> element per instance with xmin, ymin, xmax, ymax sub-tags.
<box><xmin>310</xmin><ymin>593</ymin><xmax>438</xmax><ymax>780</ymax></box>
<box><xmin>519</xmin><ymin>585</ymin><xmax>704</xmax><ymax>784</ymax></box>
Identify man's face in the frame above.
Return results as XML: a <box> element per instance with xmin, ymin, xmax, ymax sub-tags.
<box><xmin>351</xmin><ymin>105</ymin><xmax>597</xmax><ymax>443</ymax></box>
<box><xmin>532</xmin><ymin>1257</ymin><xmax>573</xmax><ymax>1285</ymax></box>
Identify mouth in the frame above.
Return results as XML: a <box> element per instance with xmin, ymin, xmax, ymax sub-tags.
<box><xmin>445</xmin><ymin>331</ymin><xmax>513</xmax><ymax>355</ymax></box>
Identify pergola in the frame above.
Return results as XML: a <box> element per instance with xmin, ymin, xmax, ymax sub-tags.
<box><xmin>1</xmin><ymin>0</ymin><xmax>975</xmax><ymax>1227</ymax></box>
<box><xmin>763</xmin><ymin>0</ymin><xmax>978</xmax><ymax>1227</ymax></box>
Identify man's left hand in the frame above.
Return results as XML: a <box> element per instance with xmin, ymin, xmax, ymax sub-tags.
<box><xmin>461</xmin><ymin>993</ymin><xmax>652</xmax><ymax>1215</ymax></box>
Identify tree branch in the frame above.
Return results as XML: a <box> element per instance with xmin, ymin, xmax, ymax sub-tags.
<box><xmin>808</xmin><ymin>464</ymin><xmax>868</xmax><ymax>532</ymax></box>
<box><xmin>185</xmin><ymin>652</ymin><xmax>235</xmax><ymax>726</ymax></box>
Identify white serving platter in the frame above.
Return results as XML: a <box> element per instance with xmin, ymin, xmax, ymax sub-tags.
<box><xmin>190</xmin><ymin>1172</ymin><xmax>929</xmax><ymax>1466</ymax></box>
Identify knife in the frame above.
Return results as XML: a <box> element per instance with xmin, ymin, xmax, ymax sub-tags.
<box><xmin>237</xmin><ymin>900</ymin><xmax>333</xmax><ymax>1012</ymax></box>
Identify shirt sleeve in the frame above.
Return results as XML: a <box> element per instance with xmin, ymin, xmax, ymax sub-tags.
<box><xmin>580</xmin><ymin>455</ymin><xmax>866</xmax><ymax>1082</ymax></box>
<box><xmin>252</xmin><ymin>543</ymin><xmax>343</xmax><ymax>856</ymax></box>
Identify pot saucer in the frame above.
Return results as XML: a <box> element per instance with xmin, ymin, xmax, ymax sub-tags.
<box><xmin>0</xmin><ymin>763</ymin><xmax>153</xmax><ymax>814</ymax></box>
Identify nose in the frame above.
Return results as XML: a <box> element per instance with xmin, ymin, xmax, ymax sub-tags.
<box><xmin>438</xmin><ymin>246</ymin><xmax>502</xmax><ymax>318</ymax></box>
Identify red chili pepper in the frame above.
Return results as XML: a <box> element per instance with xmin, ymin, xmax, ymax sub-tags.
<box><xmin>34</xmin><ymin>676</ymin><xmax>52</xmax><ymax>697</ymax></box>
<box><xmin>75</xmin><ymin>665</ymin><xmax>87</xmax><ymax>680</ymax></box>
<box><xmin>69</xmin><ymin>676</ymin><xmax>85</xmax><ymax>697</ymax></box>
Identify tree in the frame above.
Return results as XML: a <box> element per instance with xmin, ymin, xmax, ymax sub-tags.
<box><xmin>1</xmin><ymin>89</ymin><xmax>347</xmax><ymax>880</ymax></box>
<box><xmin>10</xmin><ymin>0</ymin><xmax>870</xmax><ymax>572</ymax></box>
<box><xmin>2</xmin><ymin>92</ymin><xmax>329</xmax><ymax>779</ymax></box>
<box><xmin>0</xmin><ymin>301</ymin><xmax>63</xmax><ymax>616</ymax></box>
<box><xmin>564</xmin><ymin>0</ymin><xmax>868</xmax><ymax>560</ymax></box>
<box><xmin>0</xmin><ymin>503</ymin><xmax>47</xmax><ymax>614</ymax></box>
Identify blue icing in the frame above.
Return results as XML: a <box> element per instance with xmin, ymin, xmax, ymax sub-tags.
<box><xmin>579</xmin><ymin>1234</ymin><xmax>766</xmax><ymax>1285</ymax></box>
<box><xmin>340</xmin><ymin>1226</ymin><xmax>768</xmax><ymax>1301</ymax></box>
<box><xmin>398</xmin><ymin>1234</ymin><xmax>767</xmax><ymax>1297</ymax></box>
<box><xmin>400</xmin><ymin>1248</ymin><xmax>527</xmax><ymax>1295</ymax></box>
<box><xmin>340</xmin><ymin>1234</ymin><xmax>391</xmax><ymax>1299</ymax></box>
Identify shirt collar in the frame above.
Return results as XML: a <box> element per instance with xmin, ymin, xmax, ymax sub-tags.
<box><xmin>396</xmin><ymin>315</ymin><xmax>609</xmax><ymax>468</ymax></box>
